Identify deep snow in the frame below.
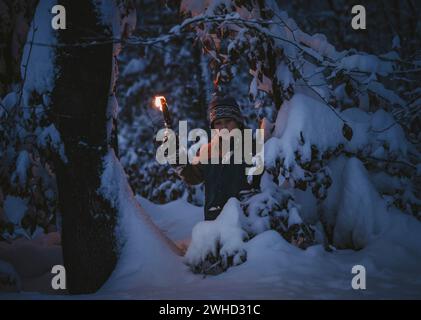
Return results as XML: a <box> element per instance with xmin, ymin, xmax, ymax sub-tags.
<box><xmin>2</xmin><ymin>191</ymin><xmax>420</xmax><ymax>299</ymax></box>
<box><xmin>100</xmin><ymin>193</ymin><xmax>421</xmax><ymax>299</ymax></box>
<box><xmin>138</xmin><ymin>197</ymin><xmax>421</xmax><ymax>299</ymax></box>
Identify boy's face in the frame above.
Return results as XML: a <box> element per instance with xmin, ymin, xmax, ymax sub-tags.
<box><xmin>213</xmin><ymin>117</ymin><xmax>238</xmax><ymax>132</ymax></box>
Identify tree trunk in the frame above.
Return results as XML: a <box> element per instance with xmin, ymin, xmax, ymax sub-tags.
<box><xmin>51</xmin><ymin>0</ymin><xmax>118</xmax><ymax>294</ymax></box>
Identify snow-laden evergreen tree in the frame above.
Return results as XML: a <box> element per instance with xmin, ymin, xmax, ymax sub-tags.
<box><xmin>179</xmin><ymin>0</ymin><xmax>420</xmax><ymax>274</ymax></box>
<box><xmin>0</xmin><ymin>0</ymin><xmax>60</xmax><ymax>240</ymax></box>
<box><xmin>117</xmin><ymin>0</ymin><xmax>209</xmax><ymax>205</ymax></box>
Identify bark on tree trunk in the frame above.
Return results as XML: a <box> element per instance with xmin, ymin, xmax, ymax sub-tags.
<box><xmin>51</xmin><ymin>0</ymin><xmax>118</xmax><ymax>294</ymax></box>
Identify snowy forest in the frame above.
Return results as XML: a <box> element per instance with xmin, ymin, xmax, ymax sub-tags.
<box><xmin>0</xmin><ymin>0</ymin><xmax>420</xmax><ymax>299</ymax></box>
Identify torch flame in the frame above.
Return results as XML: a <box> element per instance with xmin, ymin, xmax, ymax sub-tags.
<box><xmin>154</xmin><ymin>96</ymin><xmax>166</xmax><ymax>111</ymax></box>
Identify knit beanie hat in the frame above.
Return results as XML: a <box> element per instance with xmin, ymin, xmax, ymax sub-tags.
<box><xmin>208</xmin><ymin>96</ymin><xmax>244</xmax><ymax>129</ymax></box>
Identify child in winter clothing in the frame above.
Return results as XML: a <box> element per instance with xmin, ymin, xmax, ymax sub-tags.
<box><xmin>175</xmin><ymin>96</ymin><xmax>261</xmax><ymax>220</ymax></box>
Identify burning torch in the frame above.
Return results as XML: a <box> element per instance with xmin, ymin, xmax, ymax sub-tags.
<box><xmin>154</xmin><ymin>96</ymin><xmax>172</xmax><ymax>129</ymax></box>
<box><xmin>154</xmin><ymin>95</ymin><xmax>185</xmax><ymax>163</ymax></box>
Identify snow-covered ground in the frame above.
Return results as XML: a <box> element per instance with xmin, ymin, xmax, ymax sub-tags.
<box><xmin>2</xmin><ymin>194</ymin><xmax>420</xmax><ymax>299</ymax></box>
<box><xmin>102</xmin><ymin>196</ymin><xmax>421</xmax><ymax>299</ymax></box>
